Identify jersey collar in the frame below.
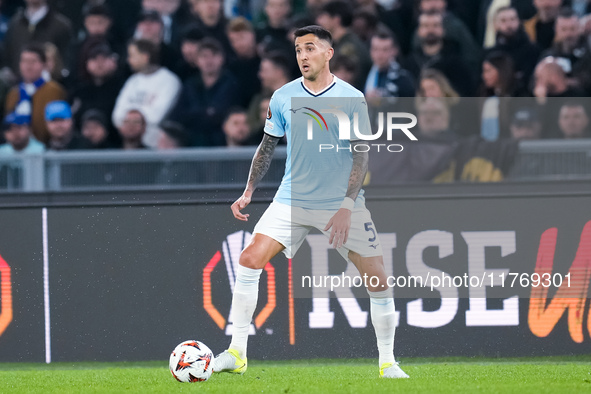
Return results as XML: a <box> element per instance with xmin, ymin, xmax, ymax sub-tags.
<box><xmin>300</xmin><ymin>75</ymin><xmax>337</xmax><ymax>97</ymax></box>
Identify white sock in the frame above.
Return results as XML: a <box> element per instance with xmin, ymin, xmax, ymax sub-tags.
<box><xmin>368</xmin><ymin>289</ymin><xmax>396</xmax><ymax>366</ymax></box>
<box><xmin>229</xmin><ymin>265</ymin><xmax>262</xmax><ymax>359</ymax></box>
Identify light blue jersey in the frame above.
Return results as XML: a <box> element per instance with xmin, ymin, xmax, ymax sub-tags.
<box><xmin>0</xmin><ymin>137</ymin><xmax>45</xmax><ymax>154</ymax></box>
<box><xmin>264</xmin><ymin>76</ymin><xmax>371</xmax><ymax>210</ymax></box>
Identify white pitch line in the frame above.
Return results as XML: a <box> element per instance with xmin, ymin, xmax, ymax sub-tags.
<box><xmin>42</xmin><ymin>208</ymin><xmax>51</xmax><ymax>364</ymax></box>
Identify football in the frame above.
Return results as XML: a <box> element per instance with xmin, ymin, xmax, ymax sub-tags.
<box><xmin>169</xmin><ymin>340</ymin><xmax>214</xmax><ymax>382</ymax></box>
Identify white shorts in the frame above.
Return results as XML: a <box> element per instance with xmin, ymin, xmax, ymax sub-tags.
<box><xmin>253</xmin><ymin>201</ymin><xmax>383</xmax><ymax>259</ymax></box>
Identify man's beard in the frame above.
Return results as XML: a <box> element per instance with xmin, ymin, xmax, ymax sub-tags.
<box><xmin>497</xmin><ymin>27</ymin><xmax>518</xmax><ymax>41</ymax></box>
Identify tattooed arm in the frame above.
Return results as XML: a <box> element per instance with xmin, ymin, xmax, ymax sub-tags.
<box><xmin>324</xmin><ymin>140</ymin><xmax>369</xmax><ymax>248</ymax></box>
<box><xmin>346</xmin><ymin>140</ymin><xmax>369</xmax><ymax>201</ymax></box>
<box><xmin>245</xmin><ymin>133</ymin><xmax>281</xmax><ymax>194</ymax></box>
<box><xmin>231</xmin><ymin>133</ymin><xmax>282</xmax><ymax>221</ymax></box>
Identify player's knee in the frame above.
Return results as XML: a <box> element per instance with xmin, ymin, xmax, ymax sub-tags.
<box><xmin>367</xmin><ymin>273</ymin><xmax>389</xmax><ymax>292</ymax></box>
<box><xmin>239</xmin><ymin>248</ymin><xmax>266</xmax><ymax>270</ymax></box>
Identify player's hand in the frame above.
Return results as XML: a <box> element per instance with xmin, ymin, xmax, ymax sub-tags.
<box><xmin>231</xmin><ymin>191</ymin><xmax>252</xmax><ymax>221</ymax></box>
<box><xmin>324</xmin><ymin>208</ymin><xmax>352</xmax><ymax>249</ymax></box>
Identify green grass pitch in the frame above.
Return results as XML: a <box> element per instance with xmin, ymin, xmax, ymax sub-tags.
<box><xmin>1</xmin><ymin>356</ymin><xmax>591</xmax><ymax>393</ymax></box>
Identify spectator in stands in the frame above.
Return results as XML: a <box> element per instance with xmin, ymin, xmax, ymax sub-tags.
<box><xmin>80</xmin><ymin>109</ymin><xmax>117</xmax><ymax>149</ymax></box>
<box><xmin>142</xmin><ymin>0</ymin><xmax>192</xmax><ymax>47</ymax></box>
<box><xmin>415</xmin><ymin>97</ymin><xmax>455</xmax><ymax>140</ymax></box>
<box><xmin>480</xmin><ymin>51</ymin><xmax>517</xmax><ymax>98</ymax></box>
<box><xmin>490</xmin><ymin>6</ymin><xmax>541</xmax><ymax>90</ymax></box>
<box><xmin>5</xmin><ymin>43</ymin><xmax>67</xmax><ymax>145</ymax></box>
<box><xmin>479</xmin><ymin>51</ymin><xmax>519</xmax><ymax>141</ymax></box>
<box><xmin>44</xmin><ymin>42</ymin><xmax>68</xmax><ymax>85</ymax></box>
<box><xmin>542</xmin><ymin>8</ymin><xmax>583</xmax><ymax>72</ymax></box>
<box><xmin>533</xmin><ymin>56</ymin><xmax>585</xmax><ymax>100</ymax></box>
<box><xmin>68</xmin><ymin>5</ymin><xmax>123</xmax><ymax>84</ymax></box>
<box><xmin>45</xmin><ymin>100</ymin><xmax>92</xmax><ymax>150</ymax></box>
<box><xmin>174</xmin><ymin>26</ymin><xmax>204</xmax><ymax>81</ymax></box>
<box><xmin>351</xmin><ymin>0</ymin><xmax>414</xmax><ymax>54</ymax></box>
<box><xmin>168</xmin><ymin>37</ymin><xmax>239</xmax><ymax>146</ymax></box>
<box><xmin>227</xmin><ymin>17</ymin><xmax>262</xmax><ymax>107</ymax></box>
<box><xmin>0</xmin><ymin>113</ymin><xmax>45</xmax><ymax>154</ymax></box>
<box><xmin>534</xmin><ymin>56</ymin><xmax>586</xmax><ymax>137</ymax></box>
<box><xmin>112</xmin><ymin>39</ymin><xmax>181</xmax><ymax>148</ymax></box>
<box><xmin>134</xmin><ymin>9</ymin><xmax>177</xmax><ymax>71</ymax></box>
<box><xmin>523</xmin><ymin>0</ymin><xmax>562</xmax><ymax>50</ymax></box>
<box><xmin>3</xmin><ymin>0</ymin><xmax>73</xmax><ymax>76</ymax></box>
<box><xmin>256</xmin><ymin>0</ymin><xmax>293</xmax><ymax>57</ymax></box>
<box><xmin>416</xmin><ymin>68</ymin><xmax>458</xmax><ymax>102</ymax></box>
<box><xmin>365</xmin><ymin>27</ymin><xmax>415</xmax><ymax>98</ymax></box>
<box><xmin>415</xmin><ymin>68</ymin><xmax>481</xmax><ymax>137</ymax></box>
<box><xmin>187</xmin><ymin>0</ymin><xmax>233</xmax><ymax>57</ymax></box>
<box><xmin>351</xmin><ymin>9</ymin><xmax>379</xmax><ymax>45</ymax></box>
<box><xmin>70</xmin><ymin>42</ymin><xmax>124</xmax><ymax>136</ymax></box>
<box><xmin>557</xmin><ymin>101</ymin><xmax>590</xmax><ymax>138</ymax></box>
<box><xmin>316</xmin><ymin>0</ymin><xmax>372</xmax><ymax>90</ymax></box>
<box><xmin>81</xmin><ymin>5</ymin><xmax>113</xmax><ymax>39</ymax></box>
<box><xmin>117</xmin><ymin>109</ymin><xmax>149</xmax><ymax>150</ymax></box>
<box><xmin>247</xmin><ymin>52</ymin><xmax>290</xmax><ymax>134</ymax></box>
<box><xmin>48</xmin><ymin>0</ymin><xmax>141</xmax><ymax>45</ymax></box>
<box><xmin>412</xmin><ymin>0</ymin><xmax>481</xmax><ymax>74</ymax></box>
<box><xmin>156</xmin><ymin>119</ymin><xmax>192</xmax><ymax>149</ymax></box>
<box><xmin>404</xmin><ymin>11</ymin><xmax>475</xmax><ymax>96</ymax></box>
<box><xmin>332</xmin><ymin>54</ymin><xmax>358</xmax><ymax>86</ymax></box>
<box><xmin>509</xmin><ymin>107</ymin><xmax>542</xmax><ymax>140</ymax></box>
<box><xmin>223</xmin><ymin>107</ymin><xmax>258</xmax><ymax>146</ymax></box>
<box><xmin>542</xmin><ymin>8</ymin><xmax>591</xmax><ymax>93</ymax></box>
<box><xmin>478</xmin><ymin>0</ymin><xmax>537</xmax><ymax>49</ymax></box>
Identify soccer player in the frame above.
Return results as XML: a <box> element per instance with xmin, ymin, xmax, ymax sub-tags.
<box><xmin>212</xmin><ymin>25</ymin><xmax>409</xmax><ymax>379</ymax></box>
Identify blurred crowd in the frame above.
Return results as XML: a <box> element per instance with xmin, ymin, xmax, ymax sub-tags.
<box><xmin>0</xmin><ymin>0</ymin><xmax>590</xmax><ymax>155</ymax></box>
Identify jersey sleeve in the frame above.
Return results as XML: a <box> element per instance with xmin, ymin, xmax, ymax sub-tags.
<box><xmin>350</xmin><ymin>96</ymin><xmax>372</xmax><ymax>141</ymax></box>
<box><xmin>263</xmin><ymin>93</ymin><xmax>286</xmax><ymax>138</ymax></box>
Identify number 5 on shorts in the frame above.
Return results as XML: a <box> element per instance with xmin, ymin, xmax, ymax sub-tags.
<box><xmin>364</xmin><ymin>222</ymin><xmax>376</xmax><ymax>242</ymax></box>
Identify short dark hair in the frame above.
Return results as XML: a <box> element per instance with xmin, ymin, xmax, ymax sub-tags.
<box><xmin>372</xmin><ymin>26</ymin><xmax>399</xmax><ymax>48</ymax></box>
<box><xmin>129</xmin><ymin>38</ymin><xmax>160</xmax><ymax>65</ymax></box>
<box><xmin>160</xmin><ymin>120</ymin><xmax>192</xmax><ymax>147</ymax></box>
<box><xmin>83</xmin><ymin>4</ymin><xmax>112</xmax><ymax>18</ymax></box>
<box><xmin>181</xmin><ymin>26</ymin><xmax>205</xmax><ymax>44</ymax></box>
<box><xmin>293</xmin><ymin>25</ymin><xmax>333</xmax><ymax>46</ymax></box>
<box><xmin>87</xmin><ymin>39</ymin><xmax>115</xmax><ymax>59</ymax></box>
<box><xmin>81</xmin><ymin>109</ymin><xmax>108</xmax><ymax>128</ymax></box>
<box><xmin>198</xmin><ymin>37</ymin><xmax>224</xmax><ymax>55</ymax></box>
<box><xmin>320</xmin><ymin>1</ymin><xmax>353</xmax><ymax>27</ymax></box>
<box><xmin>138</xmin><ymin>9</ymin><xmax>163</xmax><ymax>24</ymax></box>
<box><xmin>261</xmin><ymin>51</ymin><xmax>291</xmax><ymax>78</ymax></box>
<box><xmin>21</xmin><ymin>42</ymin><xmax>47</xmax><ymax>63</ymax></box>
<box><xmin>354</xmin><ymin>9</ymin><xmax>379</xmax><ymax>30</ymax></box>
<box><xmin>223</xmin><ymin>106</ymin><xmax>247</xmax><ymax>124</ymax></box>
